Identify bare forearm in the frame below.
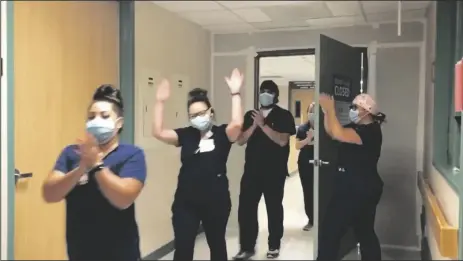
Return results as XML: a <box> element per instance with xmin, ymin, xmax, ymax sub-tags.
<box><xmin>261</xmin><ymin>125</ymin><xmax>289</xmax><ymax>146</ymax></box>
<box><xmin>295</xmin><ymin>139</ymin><xmax>309</xmax><ymax>150</ymax></box>
<box><xmin>230</xmin><ymin>95</ymin><xmax>243</xmax><ymax>127</ymax></box>
<box><xmin>324</xmin><ymin>114</ymin><xmax>333</xmax><ymax>137</ymax></box>
<box><xmin>326</xmin><ymin>109</ymin><xmax>344</xmax><ymax>139</ymax></box>
<box><xmin>237</xmin><ymin>125</ymin><xmax>256</xmax><ymax>145</ymax></box>
<box><xmin>152</xmin><ymin>102</ymin><xmax>165</xmax><ymax>138</ymax></box>
<box><xmin>42</xmin><ymin>167</ymin><xmax>86</xmax><ymax>203</ymax></box>
<box><xmin>94</xmin><ymin>169</ymin><xmax>139</xmax><ymax>210</ymax></box>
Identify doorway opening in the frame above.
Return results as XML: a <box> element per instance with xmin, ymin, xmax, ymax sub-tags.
<box><xmin>255</xmin><ymin>48</ymin><xmax>317</xmax><ymax>258</ymax></box>
<box><xmin>254</xmin><ymin>46</ymin><xmax>369</xmax><ymax>259</ymax></box>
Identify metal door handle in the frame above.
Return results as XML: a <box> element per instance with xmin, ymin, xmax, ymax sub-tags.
<box><xmin>15</xmin><ymin>168</ymin><xmax>33</xmax><ymax>185</ymax></box>
<box><xmin>309</xmin><ymin>159</ymin><xmax>330</xmax><ymax>166</ymax></box>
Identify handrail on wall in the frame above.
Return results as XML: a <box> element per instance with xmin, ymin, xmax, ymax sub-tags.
<box><xmin>418</xmin><ymin>175</ymin><xmax>459</xmax><ymax>259</ymax></box>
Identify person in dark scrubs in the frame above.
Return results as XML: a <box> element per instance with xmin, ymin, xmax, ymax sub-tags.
<box><xmin>317</xmin><ymin>93</ymin><xmax>386</xmax><ymax>261</ymax></box>
<box><xmin>152</xmin><ymin>69</ymin><xmax>244</xmax><ymax>261</ymax></box>
<box><xmin>42</xmin><ymin>85</ymin><xmax>147</xmax><ymax>261</ymax></box>
<box><xmin>233</xmin><ymin>80</ymin><xmax>296</xmax><ymax>260</ymax></box>
<box><xmin>295</xmin><ymin>102</ymin><xmax>315</xmax><ymax>231</ymax></box>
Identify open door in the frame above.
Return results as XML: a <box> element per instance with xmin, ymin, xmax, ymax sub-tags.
<box><xmin>313</xmin><ymin>34</ymin><xmax>362</xmax><ymax>259</ymax></box>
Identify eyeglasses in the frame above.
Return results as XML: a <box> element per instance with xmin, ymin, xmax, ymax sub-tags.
<box><xmin>188</xmin><ymin>109</ymin><xmax>209</xmax><ymax>119</ymax></box>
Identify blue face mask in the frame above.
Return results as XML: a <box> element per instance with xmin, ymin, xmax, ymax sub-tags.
<box><xmin>190</xmin><ymin>114</ymin><xmax>211</xmax><ymax>131</ymax></box>
<box><xmin>86</xmin><ymin>118</ymin><xmax>117</xmax><ymax>144</ymax></box>
<box><xmin>259</xmin><ymin>93</ymin><xmax>275</xmax><ymax>107</ymax></box>
<box><xmin>349</xmin><ymin>109</ymin><xmax>360</xmax><ymax>123</ymax></box>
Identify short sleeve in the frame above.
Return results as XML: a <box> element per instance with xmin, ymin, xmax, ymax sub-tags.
<box><xmin>216</xmin><ymin>124</ymin><xmax>233</xmax><ymax>145</ymax></box>
<box><xmin>272</xmin><ymin>110</ymin><xmax>296</xmax><ymax>135</ymax></box>
<box><xmin>174</xmin><ymin>127</ymin><xmax>191</xmax><ymax>147</ymax></box>
<box><xmin>242</xmin><ymin>110</ymin><xmax>254</xmax><ymax>131</ymax></box>
<box><xmin>53</xmin><ymin>146</ymin><xmax>73</xmax><ymax>173</ymax></box>
<box><xmin>119</xmin><ymin>150</ymin><xmax>147</xmax><ymax>183</ymax></box>
<box><xmin>296</xmin><ymin>123</ymin><xmax>308</xmax><ymax>140</ymax></box>
<box><xmin>353</xmin><ymin>124</ymin><xmax>379</xmax><ymax>147</ymax></box>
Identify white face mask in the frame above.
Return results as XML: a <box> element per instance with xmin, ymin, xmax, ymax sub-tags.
<box><xmin>190</xmin><ymin>114</ymin><xmax>212</xmax><ymax>131</ymax></box>
<box><xmin>86</xmin><ymin>118</ymin><xmax>117</xmax><ymax>144</ymax></box>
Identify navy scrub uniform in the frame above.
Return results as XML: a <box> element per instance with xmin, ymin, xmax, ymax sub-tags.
<box><xmin>53</xmin><ymin>144</ymin><xmax>147</xmax><ymax>261</ymax></box>
<box><xmin>296</xmin><ymin>122</ymin><xmax>314</xmax><ymax>226</ymax></box>
<box><xmin>238</xmin><ymin>106</ymin><xmax>296</xmax><ymax>251</ymax></box>
<box><xmin>317</xmin><ymin>122</ymin><xmax>383</xmax><ymax>261</ymax></box>
<box><xmin>172</xmin><ymin>124</ymin><xmax>233</xmax><ymax>261</ymax></box>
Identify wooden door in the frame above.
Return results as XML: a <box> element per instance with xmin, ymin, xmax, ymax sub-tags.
<box><xmin>13</xmin><ymin>2</ymin><xmax>119</xmax><ymax>259</ymax></box>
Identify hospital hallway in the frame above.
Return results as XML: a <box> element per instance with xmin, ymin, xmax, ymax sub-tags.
<box><xmin>160</xmin><ymin>173</ymin><xmax>416</xmax><ymax>260</ymax></box>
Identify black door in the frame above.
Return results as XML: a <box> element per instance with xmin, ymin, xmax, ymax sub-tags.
<box><xmin>313</xmin><ymin>34</ymin><xmax>362</xmax><ymax>259</ymax></box>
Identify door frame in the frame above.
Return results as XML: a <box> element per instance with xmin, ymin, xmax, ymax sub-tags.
<box><xmin>254</xmin><ymin>49</ymin><xmax>316</xmax><ymax>109</ymax></box>
<box><xmin>1</xmin><ymin>2</ymin><xmax>135</xmax><ymax>259</ymax></box>
<box><xmin>1</xmin><ymin>1</ymin><xmax>15</xmax><ymax>259</ymax></box>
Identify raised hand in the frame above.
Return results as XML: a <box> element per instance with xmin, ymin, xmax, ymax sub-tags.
<box><xmin>156</xmin><ymin>79</ymin><xmax>171</xmax><ymax>102</ymax></box>
<box><xmin>319</xmin><ymin>93</ymin><xmax>335</xmax><ymax>113</ymax></box>
<box><xmin>225</xmin><ymin>68</ymin><xmax>244</xmax><ymax>94</ymax></box>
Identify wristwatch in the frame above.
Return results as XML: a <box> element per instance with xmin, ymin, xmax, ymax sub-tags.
<box><xmin>88</xmin><ymin>163</ymin><xmax>105</xmax><ymax>177</ymax></box>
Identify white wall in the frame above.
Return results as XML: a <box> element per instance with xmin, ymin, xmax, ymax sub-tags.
<box><xmin>133</xmin><ymin>2</ymin><xmax>211</xmax><ymax>256</ymax></box>
<box><xmin>212</xmin><ymin>20</ymin><xmax>426</xmax><ymax>248</ymax></box>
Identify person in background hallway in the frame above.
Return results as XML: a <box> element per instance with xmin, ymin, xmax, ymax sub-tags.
<box><xmin>295</xmin><ymin>102</ymin><xmax>315</xmax><ymax>231</ymax></box>
<box><xmin>152</xmin><ymin>69</ymin><xmax>244</xmax><ymax>261</ymax></box>
<box><xmin>317</xmin><ymin>93</ymin><xmax>385</xmax><ymax>261</ymax></box>
<box><xmin>42</xmin><ymin>85</ymin><xmax>147</xmax><ymax>261</ymax></box>
<box><xmin>233</xmin><ymin>80</ymin><xmax>296</xmax><ymax>260</ymax></box>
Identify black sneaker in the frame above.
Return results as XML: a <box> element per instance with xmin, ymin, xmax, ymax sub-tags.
<box><xmin>233</xmin><ymin>250</ymin><xmax>255</xmax><ymax>260</ymax></box>
<box><xmin>267</xmin><ymin>248</ymin><xmax>280</xmax><ymax>259</ymax></box>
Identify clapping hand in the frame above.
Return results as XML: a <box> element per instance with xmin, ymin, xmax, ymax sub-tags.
<box><xmin>251</xmin><ymin>110</ymin><xmax>265</xmax><ymax>127</ymax></box>
<box><xmin>156</xmin><ymin>79</ymin><xmax>171</xmax><ymax>102</ymax></box>
<box><xmin>77</xmin><ymin>133</ymin><xmax>103</xmax><ymax>170</ymax></box>
<box><xmin>225</xmin><ymin>68</ymin><xmax>244</xmax><ymax>94</ymax></box>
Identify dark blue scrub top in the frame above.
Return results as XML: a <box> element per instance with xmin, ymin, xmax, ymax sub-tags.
<box><xmin>54</xmin><ymin>144</ymin><xmax>146</xmax><ymax>260</ymax></box>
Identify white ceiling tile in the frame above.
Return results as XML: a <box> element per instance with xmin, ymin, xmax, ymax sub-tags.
<box><xmin>325</xmin><ymin>1</ymin><xmax>362</xmax><ymax>16</ymax></box>
<box><xmin>179</xmin><ymin>10</ymin><xmax>243</xmax><ymax>25</ymax></box>
<box><xmin>232</xmin><ymin>8</ymin><xmax>272</xmax><ymax>23</ymax></box>
<box><xmin>261</xmin><ymin>2</ymin><xmax>333</xmax><ymax>21</ymax></box>
<box><xmin>251</xmin><ymin>20</ymin><xmax>310</xmax><ymax>30</ymax></box>
<box><xmin>306</xmin><ymin>16</ymin><xmax>365</xmax><ymax>27</ymax></box>
<box><xmin>260</xmin><ymin>55</ymin><xmax>314</xmax><ymax>82</ymax></box>
<box><xmin>151</xmin><ymin>1</ymin><xmax>224</xmax><ymax>13</ymax></box>
<box><xmin>361</xmin><ymin>1</ymin><xmax>398</xmax><ymax>14</ymax></box>
<box><xmin>218</xmin><ymin>1</ymin><xmax>302</xmax><ymax>10</ymax></box>
<box><xmin>203</xmin><ymin>23</ymin><xmax>255</xmax><ymax>33</ymax></box>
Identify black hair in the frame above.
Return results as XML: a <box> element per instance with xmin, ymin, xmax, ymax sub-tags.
<box><xmin>373</xmin><ymin>112</ymin><xmax>387</xmax><ymax>125</ymax></box>
<box><xmin>187</xmin><ymin>88</ymin><xmax>212</xmax><ymax>109</ymax></box>
<box><xmin>260</xmin><ymin>80</ymin><xmax>279</xmax><ymax>104</ymax></box>
<box><xmin>92</xmin><ymin>84</ymin><xmax>124</xmax><ymax>133</ymax></box>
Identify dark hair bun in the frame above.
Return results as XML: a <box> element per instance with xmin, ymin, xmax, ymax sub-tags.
<box><xmin>93</xmin><ymin>84</ymin><xmax>124</xmax><ymax>111</ymax></box>
<box><xmin>188</xmin><ymin>88</ymin><xmax>208</xmax><ymax>99</ymax></box>
<box><xmin>374</xmin><ymin>112</ymin><xmax>387</xmax><ymax>124</ymax></box>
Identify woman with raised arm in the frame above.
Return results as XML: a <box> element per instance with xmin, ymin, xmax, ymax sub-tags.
<box><xmin>42</xmin><ymin>85</ymin><xmax>147</xmax><ymax>261</ymax></box>
<box><xmin>295</xmin><ymin>102</ymin><xmax>315</xmax><ymax>231</ymax></box>
<box><xmin>317</xmin><ymin>93</ymin><xmax>386</xmax><ymax>261</ymax></box>
<box><xmin>152</xmin><ymin>69</ymin><xmax>244</xmax><ymax>261</ymax></box>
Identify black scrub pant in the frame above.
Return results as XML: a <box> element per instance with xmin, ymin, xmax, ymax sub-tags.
<box><xmin>298</xmin><ymin>160</ymin><xmax>314</xmax><ymax>225</ymax></box>
<box><xmin>317</xmin><ymin>176</ymin><xmax>383</xmax><ymax>261</ymax></box>
<box><xmin>238</xmin><ymin>171</ymin><xmax>286</xmax><ymax>251</ymax></box>
<box><xmin>172</xmin><ymin>194</ymin><xmax>231</xmax><ymax>261</ymax></box>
